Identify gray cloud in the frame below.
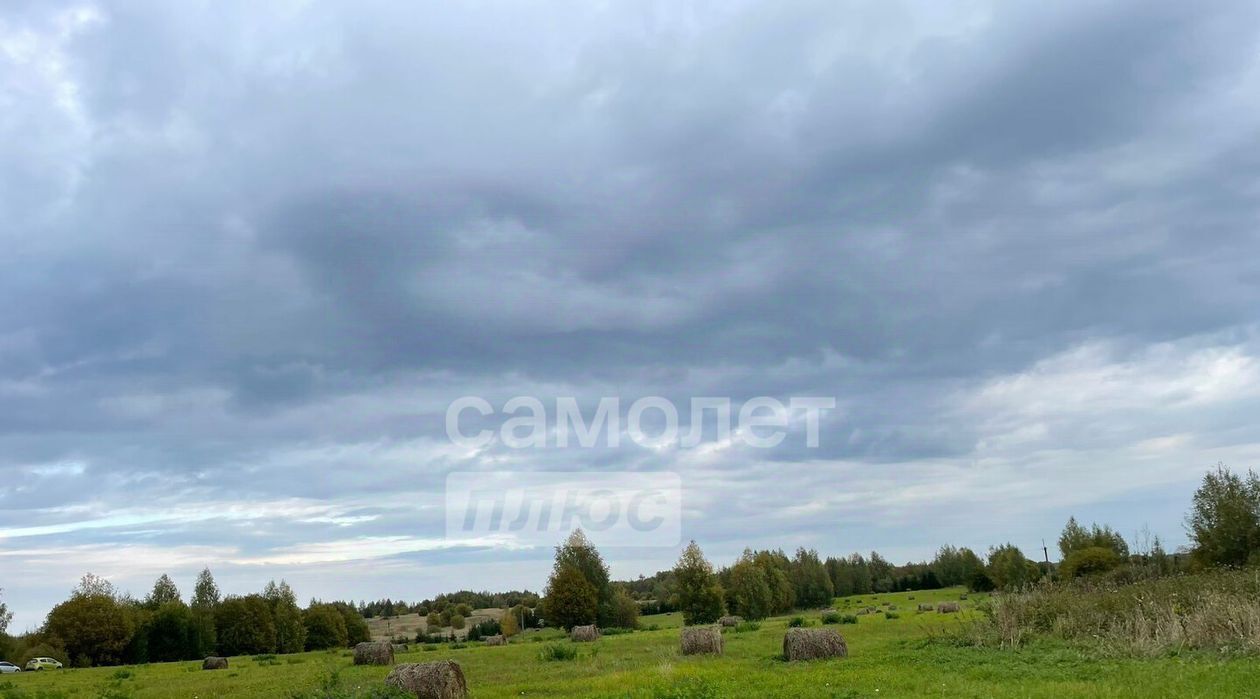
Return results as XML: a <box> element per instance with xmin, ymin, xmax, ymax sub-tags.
<box><xmin>2</xmin><ymin>0</ymin><xmax>1260</xmax><ymax>627</ymax></box>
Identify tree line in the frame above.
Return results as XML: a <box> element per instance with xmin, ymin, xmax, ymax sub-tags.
<box><xmin>544</xmin><ymin>464</ymin><xmax>1260</xmax><ymax>627</ymax></box>
<box><xmin>0</xmin><ymin>570</ymin><xmax>370</xmax><ymax>668</ymax></box>
<box><xmin>4</xmin><ymin>463</ymin><xmax>1258</xmax><ymax>661</ymax></box>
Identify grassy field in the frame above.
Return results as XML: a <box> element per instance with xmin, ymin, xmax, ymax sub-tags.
<box><xmin>4</xmin><ymin>586</ymin><xmax>1257</xmax><ymax>698</ymax></box>
<box><xmin>364</xmin><ymin>609</ymin><xmax>502</xmax><ymax>642</ymax></box>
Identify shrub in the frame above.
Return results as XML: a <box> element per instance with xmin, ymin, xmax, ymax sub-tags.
<box><xmin>302</xmin><ymin>605</ymin><xmax>348</xmax><ymax>651</ymax></box>
<box><xmin>884</xmin><ymin>611</ymin><xmax>900</xmax><ymax>620</ymax></box>
<box><xmin>538</xmin><ymin>642</ymin><xmax>578</xmax><ymax>661</ymax></box>
<box><xmin>820</xmin><ymin>611</ymin><xmax>841</xmax><ymax>624</ymax></box>
<box><xmin>734</xmin><ymin>621</ymin><xmax>761</xmax><ymax>633</ymax></box>
<box><xmin>1060</xmin><ymin>547</ymin><xmax>1124</xmax><ymax>579</ymax></box>
<box><xmin>600</xmin><ymin>627</ymin><xmax>633</xmax><ymax>636</ymax></box>
<box><xmin>839</xmin><ymin>614</ymin><xmax>858</xmax><ymax>625</ymax></box>
<box><xmin>786</xmin><ymin>616</ymin><xmax>808</xmax><ymax>628</ymax></box>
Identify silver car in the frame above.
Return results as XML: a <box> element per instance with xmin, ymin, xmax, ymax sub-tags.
<box><xmin>0</xmin><ymin>661</ymin><xmax>21</xmax><ymax>673</ymax></box>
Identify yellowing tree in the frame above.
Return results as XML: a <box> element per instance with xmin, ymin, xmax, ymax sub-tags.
<box><xmin>500</xmin><ymin>608</ymin><xmax>520</xmax><ymax>637</ymax></box>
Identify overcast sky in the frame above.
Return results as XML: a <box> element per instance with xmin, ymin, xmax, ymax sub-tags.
<box><xmin>3</xmin><ymin>0</ymin><xmax>1260</xmax><ymax>630</ymax></box>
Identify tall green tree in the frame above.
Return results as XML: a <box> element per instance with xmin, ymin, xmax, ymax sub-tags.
<box><xmin>608</xmin><ymin>587</ymin><xmax>641</xmax><ymax>629</ymax></box>
<box><xmin>189</xmin><ymin>568</ymin><xmax>219</xmax><ymax>657</ymax></box>
<box><xmin>931</xmin><ymin>546</ymin><xmax>986</xmax><ymax>587</ymax></box>
<box><xmin>550</xmin><ymin>529</ymin><xmax>614</xmax><ymax>625</ymax></box>
<box><xmin>147</xmin><ymin>601</ymin><xmax>195</xmax><ymax>662</ymax></box>
<box><xmin>263</xmin><ymin>580</ymin><xmax>306</xmax><ymax>654</ymax></box>
<box><xmin>215</xmin><ymin>595</ymin><xmax>276</xmax><ymax>656</ymax></box>
<box><xmin>541</xmin><ymin>563</ymin><xmax>598</xmax><ymax>630</ymax></box>
<box><xmin>1059</xmin><ymin>517</ymin><xmax>1129</xmax><ymax>558</ymax></box>
<box><xmin>1186</xmin><ymin>463</ymin><xmax>1260</xmax><ymax>568</ymax></box>
<box><xmin>45</xmin><ymin>579</ymin><xmax>134</xmax><ymax>667</ymax></box>
<box><xmin>751</xmin><ymin>550</ymin><xmax>795</xmax><ymax>614</ymax></box>
<box><xmin>673</xmin><ymin>541</ymin><xmax>725</xmax><ymax>624</ymax></box>
<box><xmin>986</xmin><ymin>544</ymin><xmax>1040</xmax><ymax>590</ymax></box>
<box><xmin>331</xmin><ymin>603</ymin><xmax>371</xmax><ymax>645</ymax></box>
<box><xmin>790</xmin><ymin>548</ymin><xmax>834</xmax><ymax>608</ymax></box>
<box><xmin>145</xmin><ymin>574</ymin><xmax>181</xmax><ymax>609</ymax></box>
<box><xmin>303</xmin><ymin>604</ymin><xmax>348</xmax><ymax>650</ymax></box>
<box><xmin>725</xmin><ymin>552</ymin><xmax>772</xmax><ymax>620</ymax></box>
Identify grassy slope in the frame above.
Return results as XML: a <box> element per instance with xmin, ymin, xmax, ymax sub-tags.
<box><xmin>4</xmin><ymin>587</ymin><xmax>1257</xmax><ymax>698</ymax></box>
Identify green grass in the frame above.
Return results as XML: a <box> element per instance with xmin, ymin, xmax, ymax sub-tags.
<box><xmin>4</xmin><ymin>587</ymin><xmax>1258</xmax><ymax>697</ymax></box>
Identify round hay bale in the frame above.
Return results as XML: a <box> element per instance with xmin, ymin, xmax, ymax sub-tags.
<box><xmin>385</xmin><ymin>661</ymin><xmax>468</xmax><ymax>699</ymax></box>
<box><xmin>354</xmin><ymin>640</ymin><xmax>396</xmax><ymax>665</ymax></box>
<box><xmin>679</xmin><ymin>626</ymin><xmax>723</xmax><ymax>655</ymax></box>
<box><xmin>202</xmin><ymin>656</ymin><xmax>228</xmax><ymax>670</ymax></box>
<box><xmin>917</xmin><ymin>603</ymin><xmax>935</xmax><ymax>612</ymax></box>
<box><xmin>718</xmin><ymin>615</ymin><xmax>743</xmax><ymax>628</ymax></box>
<box><xmin>483</xmin><ymin>634</ymin><xmax>505</xmax><ymax>646</ymax></box>
<box><xmin>570</xmin><ymin>625</ymin><xmax>599</xmax><ymax>642</ymax></box>
<box><xmin>782</xmin><ymin>628</ymin><xmax>848</xmax><ymax>661</ymax></box>
<box><xmin>936</xmin><ymin>602</ymin><xmax>961</xmax><ymax>614</ymax></box>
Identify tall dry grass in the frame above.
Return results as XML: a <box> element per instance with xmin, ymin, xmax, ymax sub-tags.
<box><xmin>967</xmin><ymin>568</ymin><xmax>1260</xmax><ymax>656</ymax></box>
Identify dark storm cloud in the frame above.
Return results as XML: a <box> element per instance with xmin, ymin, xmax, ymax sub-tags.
<box><xmin>3</xmin><ymin>0</ymin><xmax>1260</xmax><ymax>626</ymax></box>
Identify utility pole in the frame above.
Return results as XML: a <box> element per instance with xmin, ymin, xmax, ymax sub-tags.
<box><xmin>1042</xmin><ymin>539</ymin><xmax>1050</xmax><ymax>565</ymax></box>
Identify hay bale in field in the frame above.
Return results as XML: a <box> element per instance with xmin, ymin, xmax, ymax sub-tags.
<box><xmin>887</xmin><ymin>604</ymin><xmax>898</xmax><ymax>611</ymax></box>
<box><xmin>679</xmin><ymin>626</ymin><xmax>723</xmax><ymax>655</ymax></box>
<box><xmin>782</xmin><ymin>628</ymin><xmax>848</xmax><ymax>661</ymax></box>
<box><xmin>917</xmin><ymin>603</ymin><xmax>934</xmax><ymax>612</ymax></box>
<box><xmin>354</xmin><ymin>640</ymin><xmax>395</xmax><ymax>665</ymax></box>
<box><xmin>937</xmin><ymin>602</ymin><xmax>961</xmax><ymax>614</ymax></box>
<box><xmin>385</xmin><ymin>661</ymin><xmax>468</xmax><ymax>699</ymax></box>
<box><xmin>570</xmin><ymin>625</ymin><xmax>599</xmax><ymax>642</ymax></box>
<box><xmin>718</xmin><ymin>615</ymin><xmax>743</xmax><ymax>627</ymax></box>
<box><xmin>483</xmin><ymin>634</ymin><xmax>505</xmax><ymax>646</ymax></box>
<box><xmin>202</xmin><ymin>656</ymin><xmax>228</xmax><ymax>670</ymax></box>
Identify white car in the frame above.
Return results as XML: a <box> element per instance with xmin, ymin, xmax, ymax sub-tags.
<box><xmin>0</xmin><ymin>661</ymin><xmax>21</xmax><ymax>673</ymax></box>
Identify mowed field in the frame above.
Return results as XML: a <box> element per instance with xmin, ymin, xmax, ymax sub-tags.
<box><xmin>364</xmin><ymin>609</ymin><xmax>502</xmax><ymax>641</ymax></box>
<box><xmin>4</xmin><ymin>587</ymin><xmax>1257</xmax><ymax>698</ymax></box>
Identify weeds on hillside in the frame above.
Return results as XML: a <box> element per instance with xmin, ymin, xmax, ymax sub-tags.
<box><xmin>942</xmin><ymin>568</ymin><xmax>1260</xmax><ymax>656</ymax></box>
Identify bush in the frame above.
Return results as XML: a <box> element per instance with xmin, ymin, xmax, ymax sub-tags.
<box><xmin>303</xmin><ymin>605</ymin><xmax>348</xmax><ymax>651</ymax></box>
<box><xmin>884</xmin><ymin>611</ymin><xmax>900</xmax><ymax>620</ymax></box>
<box><xmin>600</xmin><ymin>627</ymin><xmax>634</xmax><ymax>636</ymax></box>
<box><xmin>786</xmin><ymin>616</ymin><xmax>808</xmax><ymax>628</ymax></box>
<box><xmin>537</xmin><ymin>642</ymin><xmax>578</xmax><ymax>662</ymax></box>
<box><xmin>733</xmin><ymin>621</ymin><xmax>761</xmax><ymax>633</ymax></box>
<box><xmin>1060</xmin><ymin>547</ymin><xmax>1123</xmax><ymax>579</ymax></box>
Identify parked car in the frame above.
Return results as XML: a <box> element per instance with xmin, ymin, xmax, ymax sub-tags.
<box><xmin>24</xmin><ymin>657</ymin><xmax>63</xmax><ymax>671</ymax></box>
<box><xmin>0</xmin><ymin>661</ymin><xmax>21</xmax><ymax>673</ymax></box>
